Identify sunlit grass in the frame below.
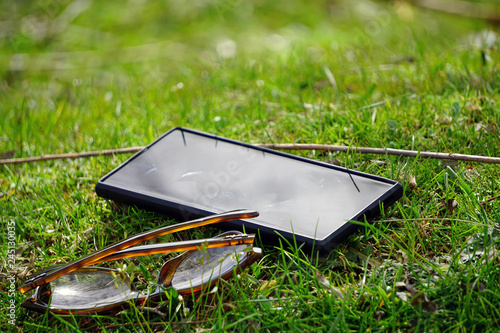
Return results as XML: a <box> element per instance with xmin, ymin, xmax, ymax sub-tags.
<box><xmin>1</xmin><ymin>0</ymin><xmax>500</xmax><ymax>331</ymax></box>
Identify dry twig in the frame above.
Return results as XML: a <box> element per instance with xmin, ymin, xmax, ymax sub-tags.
<box><xmin>259</xmin><ymin>143</ymin><xmax>500</xmax><ymax>164</ymax></box>
<box><xmin>409</xmin><ymin>0</ymin><xmax>500</xmax><ymax>23</ymax></box>
<box><xmin>0</xmin><ymin>147</ymin><xmax>143</xmax><ymax>165</ymax></box>
<box><xmin>1</xmin><ymin>144</ymin><xmax>500</xmax><ymax>165</ymax></box>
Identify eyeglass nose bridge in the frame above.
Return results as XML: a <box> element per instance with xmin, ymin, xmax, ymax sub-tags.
<box><xmin>158</xmin><ymin>251</ymin><xmax>191</xmax><ymax>288</ymax></box>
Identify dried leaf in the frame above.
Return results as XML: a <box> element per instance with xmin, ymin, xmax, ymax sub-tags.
<box><xmin>83</xmin><ymin>226</ymin><xmax>95</xmax><ymax>236</ymax></box>
<box><xmin>259</xmin><ymin>279</ymin><xmax>276</xmax><ymax>290</ymax></box>
<box><xmin>396</xmin><ymin>291</ymin><xmax>408</xmax><ymax>302</ymax></box>
<box><xmin>222</xmin><ymin>302</ymin><xmax>236</xmax><ymax>313</ymax></box>
<box><xmin>246</xmin><ymin>319</ymin><xmax>262</xmax><ymax>333</ymax></box>
<box><xmin>259</xmin><ymin>279</ymin><xmax>277</xmax><ymax>295</ymax></box>
<box><xmin>139</xmin><ymin>306</ymin><xmax>166</xmax><ymax>317</ymax></box>
<box><xmin>468</xmin><ymin>281</ymin><xmax>486</xmax><ymax>292</ymax></box>
<box><xmin>0</xmin><ymin>149</ymin><xmax>17</xmax><ymax>159</ymax></box>
<box><xmin>370</xmin><ymin>160</ymin><xmax>386</xmax><ymax>167</ymax></box>
<box><xmin>15</xmin><ymin>242</ymin><xmax>33</xmax><ymax>257</ymax></box>
<box><xmin>394</xmin><ymin>282</ymin><xmax>438</xmax><ymax>312</ymax></box>
<box><xmin>447</xmin><ymin>198</ymin><xmax>458</xmax><ymax>213</ymax></box>
<box><xmin>374</xmin><ymin>310</ymin><xmax>386</xmax><ymax>319</ymax></box>
<box><xmin>323</xmin><ymin>66</ymin><xmax>338</xmax><ymax>91</ymax></box>
<box><xmin>316</xmin><ymin>270</ymin><xmax>344</xmax><ymax>300</ymax></box>
<box><xmin>405</xmin><ymin>284</ymin><xmax>438</xmax><ymax>313</ymax></box>
<box><xmin>408</xmin><ymin>175</ymin><xmax>417</xmax><ymax>190</ymax></box>
<box><xmin>394</xmin><ymin>281</ymin><xmax>407</xmax><ymax>288</ymax></box>
<box><xmin>348</xmin><ymin>247</ymin><xmax>381</xmax><ymax>267</ymax></box>
<box><xmin>397</xmin><ymin>250</ymin><xmax>409</xmax><ymax>264</ymax></box>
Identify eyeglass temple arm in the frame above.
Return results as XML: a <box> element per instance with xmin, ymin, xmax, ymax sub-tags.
<box><xmin>22</xmin><ymin>234</ymin><xmax>255</xmax><ymax>279</ymax></box>
<box><xmin>18</xmin><ymin>209</ymin><xmax>259</xmax><ymax>294</ymax></box>
<box><xmin>92</xmin><ymin>233</ymin><xmax>256</xmax><ymax>264</ymax></box>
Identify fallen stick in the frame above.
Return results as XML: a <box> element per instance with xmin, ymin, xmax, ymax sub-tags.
<box><xmin>258</xmin><ymin>144</ymin><xmax>500</xmax><ymax>164</ymax></box>
<box><xmin>1</xmin><ymin>144</ymin><xmax>499</xmax><ymax>165</ymax></box>
<box><xmin>409</xmin><ymin>0</ymin><xmax>500</xmax><ymax>23</ymax></box>
<box><xmin>0</xmin><ymin>147</ymin><xmax>144</xmax><ymax>165</ymax></box>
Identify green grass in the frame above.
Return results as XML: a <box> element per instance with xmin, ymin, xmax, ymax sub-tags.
<box><xmin>1</xmin><ymin>0</ymin><xmax>500</xmax><ymax>331</ymax></box>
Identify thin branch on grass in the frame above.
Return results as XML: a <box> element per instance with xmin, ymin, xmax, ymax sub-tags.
<box><xmin>374</xmin><ymin>217</ymin><xmax>500</xmax><ymax>231</ymax></box>
<box><xmin>259</xmin><ymin>144</ymin><xmax>500</xmax><ymax>164</ymax></box>
<box><xmin>0</xmin><ymin>147</ymin><xmax>144</xmax><ymax>164</ymax></box>
<box><xmin>482</xmin><ymin>195</ymin><xmax>500</xmax><ymax>205</ymax></box>
<box><xmin>2</xmin><ymin>144</ymin><xmax>500</xmax><ymax>165</ymax></box>
<box><xmin>409</xmin><ymin>0</ymin><xmax>500</xmax><ymax>23</ymax></box>
<box><xmin>139</xmin><ymin>306</ymin><xmax>167</xmax><ymax>317</ymax></box>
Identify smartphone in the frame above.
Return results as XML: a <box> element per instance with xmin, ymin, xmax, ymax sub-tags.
<box><xmin>96</xmin><ymin>127</ymin><xmax>402</xmax><ymax>250</ymax></box>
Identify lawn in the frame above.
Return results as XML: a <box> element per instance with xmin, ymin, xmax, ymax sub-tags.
<box><xmin>1</xmin><ymin>0</ymin><xmax>500</xmax><ymax>331</ymax></box>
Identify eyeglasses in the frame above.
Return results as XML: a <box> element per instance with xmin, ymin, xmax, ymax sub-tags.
<box><xmin>19</xmin><ymin>210</ymin><xmax>262</xmax><ymax>315</ymax></box>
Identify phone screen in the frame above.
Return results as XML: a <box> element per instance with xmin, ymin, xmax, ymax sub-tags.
<box><xmin>97</xmin><ymin>128</ymin><xmax>402</xmax><ymax>246</ymax></box>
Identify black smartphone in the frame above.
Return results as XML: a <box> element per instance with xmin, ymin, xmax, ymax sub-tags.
<box><xmin>96</xmin><ymin>127</ymin><xmax>402</xmax><ymax>250</ymax></box>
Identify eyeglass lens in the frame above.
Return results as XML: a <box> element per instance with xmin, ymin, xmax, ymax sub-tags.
<box><xmin>170</xmin><ymin>244</ymin><xmax>249</xmax><ymax>291</ymax></box>
<box><xmin>40</xmin><ymin>269</ymin><xmax>137</xmax><ymax>311</ymax></box>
